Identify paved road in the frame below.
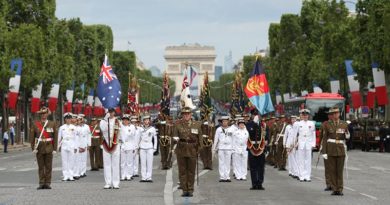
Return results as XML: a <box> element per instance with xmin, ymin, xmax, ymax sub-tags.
<box><xmin>0</xmin><ymin>149</ymin><xmax>389</xmax><ymax>205</ymax></box>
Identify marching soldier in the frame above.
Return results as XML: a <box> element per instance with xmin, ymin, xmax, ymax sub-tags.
<box><xmin>322</xmin><ymin>107</ymin><xmax>350</xmax><ymax>196</ymax></box>
<box><xmin>199</xmin><ymin>120</ymin><xmax>215</xmax><ymax>170</ymax></box>
<box><xmin>232</xmin><ymin>119</ymin><xmax>249</xmax><ymax>180</ymax></box>
<box><xmin>267</xmin><ymin>117</ymin><xmax>277</xmax><ymax>166</ymax></box>
<box><xmin>319</xmin><ymin>110</ymin><xmax>334</xmax><ymax>191</ymax></box>
<box><xmin>30</xmin><ymin>107</ymin><xmax>58</xmax><ymax>190</ymax></box>
<box><xmin>89</xmin><ymin>117</ymin><xmax>102</xmax><ymax>171</ymax></box>
<box><xmin>132</xmin><ymin>116</ymin><xmax>142</xmax><ymax>178</ymax></box>
<box><xmin>275</xmin><ymin>115</ymin><xmax>288</xmax><ymax>171</ymax></box>
<box><xmin>77</xmin><ymin>114</ymin><xmax>91</xmax><ymax>178</ymax></box>
<box><xmin>285</xmin><ymin>115</ymin><xmax>299</xmax><ymax>179</ymax></box>
<box><xmin>139</xmin><ymin>114</ymin><xmax>157</xmax><ymax>182</ymax></box>
<box><xmin>213</xmin><ymin>116</ymin><xmax>234</xmax><ymax>182</ymax></box>
<box><xmin>120</xmin><ymin>114</ymin><xmax>136</xmax><ymax>181</ymax></box>
<box><xmin>58</xmin><ymin>113</ymin><xmax>77</xmax><ymax>181</ymax></box>
<box><xmin>247</xmin><ymin>114</ymin><xmax>268</xmax><ymax>190</ymax></box>
<box><xmin>157</xmin><ymin>115</ymin><xmax>172</xmax><ymax>170</ymax></box>
<box><xmin>293</xmin><ymin>109</ymin><xmax>316</xmax><ymax>182</ymax></box>
<box><xmin>100</xmin><ymin>108</ymin><xmax>121</xmax><ymax>189</ymax></box>
<box><xmin>172</xmin><ymin>107</ymin><xmax>203</xmax><ymax>197</ymax></box>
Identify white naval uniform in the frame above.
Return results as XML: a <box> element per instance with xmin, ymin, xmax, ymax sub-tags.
<box><xmin>120</xmin><ymin>123</ymin><xmax>136</xmax><ymax>180</ymax></box>
<box><xmin>133</xmin><ymin>125</ymin><xmax>141</xmax><ymax>176</ymax></box>
<box><xmin>78</xmin><ymin>124</ymin><xmax>91</xmax><ymax>176</ymax></box>
<box><xmin>213</xmin><ymin>126</ymin><xmax>234</xmax><ymax>180</ymax></box>
<box><xmin>73</xmin><ymin>126</ymin><xmax>81</xmax><ymax>178</ymax></box>
<box><xmin>58</xmin><ymin>124</ymin><xmax>77</xmax><ymax>180</ymax></box>
<box><xmin>285</xmin><ymin>123</ymin><xmax>298</xmax><ymax>176</ymax></box>
<box><xmin>138</xmin><ymin>125</ymin><xmax>157</xmax><ymax>181</ymax></box>
<box><xmin>232</xmin><ymin>128</ymin><xmax>249</xmax><ymax>180</ymax></box>
<box><xmin>100</xmin><ymin>117</ymin><xmax>120</xmax><ymax>188</ymax></box>
<box><xmin>293</xmin><ymin>120</ymin><xmax>316</xmax><ymax>181</ymax></box>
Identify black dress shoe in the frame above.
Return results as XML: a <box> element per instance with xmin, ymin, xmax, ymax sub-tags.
<box><xmin>226</xmin><ymin>179</ymin><xmax>231</xmax><ymax>182</ymax></box>
<box><xmin>338</xmin><ymin>192</ymin><xmax>344</xmax><ymax>196</ymax></box>
<box><xmin>181</xmin><ymin>192</ymin><xmax>189</xmax><ymax>197</ymax></box>
<box><xmin>250</xmin><ymin>187</ymin><xmax>256</xmax><ymax>190</ymax></box>
<box><xmin>219</xmin><ymin>179</ymin><xmax>225</xmax><ymax>182</ymax></box>
<box><xmin>140</xmin><ymin>180</ymin><xmax>146</xmax><ymax>182</ymax></box>
<box><xmin>187</xmin><ymin>193</ymin><xmax>193</xmax><ymax>197</ymax></box>
<box><xmin>258</xmin><ymin>186</ymin><xmax>265</xmax><ymax>190</ymax></box>
<box><xmin>37</xmin><ymin>185</ymin><xmax>45</xmax><ymax>190</ymax></box>
<box><xmin>148</xmin><ymin>180</ymin><xmax>153</xmax><ymax>183</ymax></box>
<box><xmin>331</xmin><ymin>191</ymin><xmax>338</xmax><ymax>195</ymax></box>
<box><xmin>324</xmin><ymin>187</ymin><xmax>332</xmax><ymax>191</ymax></box>
<box><xmin>133</xmin><ymin>175</ymin><xmax>139</xmax><ymax>177</ymax></box>
<box><xmin>44</xmin><ymin>185</ymin><xmax>52</xmax><ymax>189</ymax></box>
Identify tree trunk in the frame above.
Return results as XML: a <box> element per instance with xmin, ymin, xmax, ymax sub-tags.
<box><xmin>1</xmin><ymin>90</ymin><xmax>9</xmax><ymax>137</ymax></box>
<box><xmin>15</xmin><ymin>92</ymin><xmax>22</xmax><ymax>144</ymax></box>
<box><xmin>385</xmin><ymin>72</ymin><xmax>390</xmax><ymax>121</ymax></box>
<box><xmin>24</xmin><ymin>88</ymin><xmax>29</xmax><ymax>143</ymax></box>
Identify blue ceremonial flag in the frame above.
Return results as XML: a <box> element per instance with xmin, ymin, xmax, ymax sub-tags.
<box><xmin>97</xmin><ymin>54</ymin><xmax>122</xmax><ymax>109</ymax></box>
<box><xmin>244</xmin><ymin>58</ymin><xmax>274</xmax><ymax>115</ymax></box>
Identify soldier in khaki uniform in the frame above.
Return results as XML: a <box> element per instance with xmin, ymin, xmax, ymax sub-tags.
<box><xmin>157</xmin><ymin>115</ymin><xmax>172</xmax><ymax>170</ymax></box>
<box><xmin>319</xmin><ymin>110</ymin><xmax>334</xmax><ymax>191</ymax></box>
<box><xmin>172</xmin><ymin>107</ymin><xmax>203</xmax><ymax>197</ymax></box>
<box><xmin>322</xmin><ymin>107</ymin><xmax>350</xmax><ymax>196</ymax></box>
<box><xmin>30</xmin><ymin>107</ymin><xmax>58</xmax><ymax>189</ymax></box>
<box><xmin>199</xmin><ymin>121</ymin><xmax>215</xmax><ymax>170</ymax></box>
<box><xmin>275</xmin><ymin>115</ymin><xmax>288</xmax><ymax>170</ymax></box>
<box><xmin>267</xmin><ymin>117</ymin><xmax>278</xmax><ymax>167</ymax></box>
<box><xmin>89</xmin><ymin>118</ymin><xmax>102</xmax><ymax>171</ymax></box>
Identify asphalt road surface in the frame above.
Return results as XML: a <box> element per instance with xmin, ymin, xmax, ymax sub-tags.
<box><xmin>0</xmin><ymin>149</ymin><xmax>389</xmax><ymax>205</ymax></box>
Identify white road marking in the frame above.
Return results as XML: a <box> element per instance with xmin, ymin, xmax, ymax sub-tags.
<box><xmin>344</xmin><ymin>186</ymin><xmax>356</xmax><ymax>191</ymax></box>
<box><xmin>164</xmin><ymin>166</ymin><xmax>174</xmax><ymax>205</ymax></box>
<box><xmin>17</xmin><ymin>187</ymin><xmax>24</xmax><ymax>190</ymax></box>
<box><xmin>359</xmin><ymin>193</ymin><xmax>378</xmax><ymax>200</ymax></box>
<box><xmin>0</xmin><ymin>167</ymin><xmax>6</xmax><ymax>171</ymax></box>
<box><xmin>369</xmin><ymin>166</ymin><xmax>390</xmax><ymax>173</ymax></box>
<box><xmin>15</xmin><ymin>167</ymin><xmax>36</xmax><ymax>172</ymax></box>
<box><xmin>172</xmin><ymin>169</ymin><xmax>209</xmax><ymax>193</ymax></box>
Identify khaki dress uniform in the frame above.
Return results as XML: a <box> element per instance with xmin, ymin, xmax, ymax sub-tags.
<box><xmin>199</xmin><ymin>122</ymin><xmax>215</xmax><ymax>170</ymax></box>
<box><xmin>319</xmin><ymin>120</ymin><xmax>331</xmax><ymax>190</ymax></box>
<box><xmin>30</xmin><ymin>108</ymin><xmax>58</xmax><ymax>189</ymax></box>
<box><xmin>90</xmin><ymin>122</ymin><xmax>102</xmax><ymax>171</ymax></box>
<box><xmin>323</xmin><ymin>119</ymin><xmax>349</xmax><ymax>194</ymax></box>
<box><xmin>173</xmin><ymin>108</ymin><xmax>203</xmax><ymax>197</ymax></box>
<box><xmin>157</xmin><ymin>120</ymin><xmax>173</xmax><ymax>169</ymax></box>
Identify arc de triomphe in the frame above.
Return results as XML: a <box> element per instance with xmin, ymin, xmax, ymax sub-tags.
<box><xmin>164</xmin><ymin>43</ymin><xmax>216</xmax><ymax>96</ymax></box>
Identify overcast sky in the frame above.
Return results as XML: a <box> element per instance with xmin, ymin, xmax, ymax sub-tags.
<box><xmin>55</xmin><ymin>0</ymin><xmax>308</xmax><ymax>70</ymax></box>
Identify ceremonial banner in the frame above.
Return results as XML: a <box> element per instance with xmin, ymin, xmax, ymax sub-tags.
<box><xmin>244</xmin><ymin>58</ymin><xmax>274</xmax><ymax>115</ymax></box>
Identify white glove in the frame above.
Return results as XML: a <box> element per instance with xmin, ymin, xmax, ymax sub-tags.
<box><xmin>346</xmin><ymin>132</ymin><xmax>350</xmax><ymax>140</ymax></box>
<box><xmin>322</xmin><ymin>154</ymin><xmax>328</xmax><ymax>160</ymax></box>
<box><xmin>52</xmin><ymin>151</ymin><xmax>57</xmax><ymax>154</ymax></box>
<box><xmin>173</xmin><ymin>137</ymin><xmax>179</xmax><ymax>141</ymax></box>
<box><xmin>100</xmin><ymin>145</ymin><xmax>103</xmax><ymax>149</ymax></box>
<box><xmin>32</xmin><ymin>150</ymin><xmax>38</xmax><ymax>154</ymax></box>
<box><xmin>153</xmin><ymin>149</ymin><xmax>157</xmax><ymax>152</ymax></box>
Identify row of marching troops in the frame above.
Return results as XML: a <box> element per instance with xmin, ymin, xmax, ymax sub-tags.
<box><xmin>29</xmin><ymin>105</ymin><xmax>349</xmax><ymax>196</ymax></box>
<box><xmin>265</xmin><ymin>107</ymin><xmax>350</xmax><ymax>196</ymax></box>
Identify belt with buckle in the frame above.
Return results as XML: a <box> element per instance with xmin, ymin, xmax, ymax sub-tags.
<box><xmin>92</xmin><ymin>136</ymin><xmax>100</xmax><ymax>139</ymax></box>
<box><xmin>40</xmin><ymin>138</ymin><xmax>53</xmax><ymax>142</ymax></box>
<box><xmin>327</xmin><ymin>139</ymin><xmax>345</xmax><ymax>144</ymax></box>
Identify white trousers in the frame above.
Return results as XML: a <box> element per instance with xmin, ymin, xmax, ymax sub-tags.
<box><xmin>232</xmin><ymin>152</ymin><xmax>248</xmax><ymax>179</ymax></box>
<box><xmin>134</xmin><ymin>151</ymin><xmax>139</xmax><ymax>175</ymax></box>
<box><xmin>103</xmin><ymin>148</ymin><xmax>120</xmax><ymax>187</ymax></box>
<box><xmin>297</xmin><ymin>149</ymin><xmax>312</xmax><ymax>180</ymax></box>
<box><xmin>140</xmin><ymin>149</ymin><xmax>154</xmax><ymax>180</ymax></box>
<box><xmin>121</xmin><ymin>149</ymin><xmax>132</xmax><ymax>179</ymax></box>
<box><xmin>129</xmin><ymin>149</ymin><xmax>137</xmax><ymax>177</ymax></box>
<box><xmin>73</xmin><ymin>150</ymin><xmax>80</xmax><ymax>177</ymax></box>
<box><xmin>79</xmin><ymin>149</ymin><xmax>88</xmax><ymax>175</ymax></box>
<box><xmin>288</xmin><ymin>149</ymin><xmax>298</xmax><ymax>176</ymax></box>
<box><xmin>61</xmin><ymin>149</ymin><xmax>74</xmax><ymax>180</ymax></box>
<box><xmin>218</xmin><ymin>150</ymin><xmax>232</xmax><ymax>180</ymax></box>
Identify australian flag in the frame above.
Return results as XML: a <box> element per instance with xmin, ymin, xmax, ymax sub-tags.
<box><xmin>97</xmin><ymin>54</ymin><xmax>122</xmax><ymax>109</ymax></box>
